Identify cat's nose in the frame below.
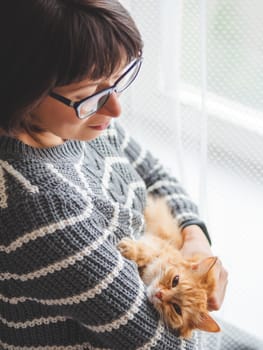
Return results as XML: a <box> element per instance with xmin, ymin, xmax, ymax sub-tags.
<box><xmin>155</xmin><ymin>291</ymin><xmax>163</xmax><ymax>300</ymax></box>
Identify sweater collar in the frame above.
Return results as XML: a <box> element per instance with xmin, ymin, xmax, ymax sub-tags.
<box><xmin>0</xmin><ymin>135</ymin><xmax>85</xmax><ymax>163</ymax></box>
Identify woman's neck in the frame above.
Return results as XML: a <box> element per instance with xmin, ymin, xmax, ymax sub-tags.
<box><xmin>0</xmin><ymin>128</ymin><xmax>65</xmax><ymax>148</ymax></box>
<box><xmin>18</xmin><ymin>131</ymin><xmax>65</xmax><ymax>148</ymax></box>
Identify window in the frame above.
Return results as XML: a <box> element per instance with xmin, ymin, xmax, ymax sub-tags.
<box><xmin>121</xmin><ymin>0</ymin><xmax>263</xmax><ymax>341</ymax></box>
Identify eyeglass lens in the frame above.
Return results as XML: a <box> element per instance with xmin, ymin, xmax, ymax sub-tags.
<box><xmin>77</xmin><ymin>59</ymin><xmax>141</xmax><ymax>119</ymax></box>
<box><xmin>78</xmin><ymin>92</ymin><xmax>110</xmax><ymax>118</ymax></box>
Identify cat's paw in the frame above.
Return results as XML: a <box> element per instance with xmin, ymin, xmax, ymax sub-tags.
<box><xmin>118</xmin><ymin>238</ymin><xmax>137</xmax><ymax>261</ymax></box>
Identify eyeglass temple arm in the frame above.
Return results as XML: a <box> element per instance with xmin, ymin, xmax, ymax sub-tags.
<box><xmin>49</xmin><ymin>92</ymin><xmax>75</xmax><ymax>107</ymax></box>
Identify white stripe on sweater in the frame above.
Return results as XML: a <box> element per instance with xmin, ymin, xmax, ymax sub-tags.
<box><xmin>175</xmin><ymin>212</ymin><xmax>199</xmax><ymax>221</ymax></box>
<box><xmin>120</xmin><ymin>129</ymin><xmax>130</xmax><ymax>152</ymax></box>
<box><xmin>0</xmin><ymin>202</ymin><xmax>93</xmax><ymax>254</ymax></box>
<box><xmin>46</xmin><ymin>163</ymin><xmax>91</xmax><ymax>198</ymax></box>
<box><xmin>131</xmin><ymin>148</ymin><xmax>147</xmax><ymax>168</ymax></box>
<box><xmin>135</xmin><ymin>215</ymin><xmax>145</xmax><ymax>239</ymax></box>
<box><xmin>125</xmin><ymin>181</ymin><xmax>146</xmax><ymax>209</ymax></box>
<box><xmin>137</xmin><ymin>321</ymin><xmax>166</xmax><ymax>350</ymax></box>
<box><xmin>0</xmin><ymin>160</ymin><xmax>39</xmax><ymax>194</ymax></box>
<box><xmin>89</xmin><ymin>346</ymin><xmax>111</xmax><ymax>350</ymax></box>
<box><xmin>0</xmin><ymin>314</ymin><xmax>67</xmax><ymax>329</ymax></box>
<box><xmin>181</xmin><ymin>339</ymin><xmax>186</xmax><ymax>350</ymax></box>
<box><xmin>148</xmin><ymin>161</ymin><xmax>162</xmax><ymax>174</ymax></box>
<box><xmin>0</xmin><ymin>341</ymin><xmax>92</xmax><ymax>350</ymax></box>
<box><xmin>75</xmin><ymin>144</ymin><xmax>92</xmax><ymax>194</ymax></box>
<box><xmin>147</xmin><ymin>180</ymin><xmax>181</xmax><ymax>193</ymax></box>
<box><xmin>165</xmin><ymin>193</ymin><xmax>191</xmax><ymax>202</ymax></box>
<box><xmin>103</xmin><ymin>127</ymin><xmax>117</xmax><ymax>140</ymax></box>
<box><xmin>85</xmin><ymin>278</ymin><xmax>145</xmax><ymax>333</ymax></box>
<box><xmin>0</xmin><ymin>321</ymin><xmax>175</xmax><ymax>350</ymax></box>
<box><xmin>124</xmin><ymin>180</ymin><xmax>145</xmax><ymax>239</ymax></box>
<box><xmin>102</xmin><ymin>157</ymin><xmax>129</xmax><ymax>198</ymax></box>
<box><xmin>126</xmin><ymin>208</ymin><xmax>134</xmax><ymax>239</ymax></box>
<box><xmin>0</xmin><ymin>203</ymin><xmax>119</xmax><ymax>282</ymax></box>
<box><xmin>0</xmin><ymin>240</ymin><xmax>123</xmax><ymax>305</ymax></box>
<box><xmin>0</xmin><ymin>165</ymin><xmax>8</xmax><ymax>208</ymax></box>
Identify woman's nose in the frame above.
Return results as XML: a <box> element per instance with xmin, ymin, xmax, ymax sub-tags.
<box><xmin>99</xmin><ymin>91</ymin><xmax>122</xmax><ymax>118</ymax></box>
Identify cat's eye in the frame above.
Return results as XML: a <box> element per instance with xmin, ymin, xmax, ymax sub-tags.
<box><xmin>172</xmin><ymin>275</ymin><xmax>179</xmax><ymax>288</ymax></box>
<box><xmin>173</xmin><ymin>303</ymin><xmax>182</xmax><ymax>316</ymax></box>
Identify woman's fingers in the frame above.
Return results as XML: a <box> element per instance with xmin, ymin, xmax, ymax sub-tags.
<box><xmin>208</xmin><ymin>259</ymin><xmax>228</xmax><ymax>311</ymax></box>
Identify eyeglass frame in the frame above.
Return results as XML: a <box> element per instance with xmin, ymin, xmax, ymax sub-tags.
<box><xmin>49</xmin><ymin>57</ymin><xmax>143</xmax><ymax>120</ymax></box>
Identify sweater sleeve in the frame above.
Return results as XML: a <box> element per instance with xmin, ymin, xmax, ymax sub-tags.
<box><xmin>0</xmin><ymin>189</ymin><xmax>198</xmax><ymax>350</ymax></box>
<box><xmin>114</xmin><ymin>122</ymin><xmax>211</xmax><ymax>244</ymax></box>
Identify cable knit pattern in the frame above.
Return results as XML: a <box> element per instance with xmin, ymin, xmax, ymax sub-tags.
<box><xmin>0</xmin><ymin>121</ymin><xmax>204</xmax><ymax>349</ymax></box>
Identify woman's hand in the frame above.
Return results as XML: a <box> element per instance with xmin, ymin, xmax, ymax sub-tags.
<box><xmin>180</xmin><ymin>225</ymin><xmax>228</xmax><ymax>311</ymax></box>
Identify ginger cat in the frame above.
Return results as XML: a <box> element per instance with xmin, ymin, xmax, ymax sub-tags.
<box><xmin>118</xmin><ymin>196</ymin><xmax>220</xmax><ymax>338</ymax></box>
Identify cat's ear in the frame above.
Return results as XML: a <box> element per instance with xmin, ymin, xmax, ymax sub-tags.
<box><xmin>191</xmin><ymin>256</ymin><xmax>218</xmax><ymax>277</ymax></box>
<box><xmin>196</xmin><ymin>313</ymin><xmax>221</xmax><ymax>333</ymax></box>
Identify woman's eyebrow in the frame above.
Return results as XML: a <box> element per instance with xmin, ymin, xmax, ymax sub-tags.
<box><xmin>69</xmin><ymin>81</ymin><xmax>102</xmax><ymax>92</ymax></box>
<box><xmin>64</xmin><ymin>68</ymin><xmax>125</xmax><ymax>94</ymax></box>
<box><xmin>58</xmin><ymin>81</ymin><xmax>101</xmax><ymax>95</ymax></box>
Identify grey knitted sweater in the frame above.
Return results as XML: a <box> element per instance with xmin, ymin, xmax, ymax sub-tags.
<box><xmin>0</xmin><ymin>121</ymin><xmax>208</xmax><ymax>350</ymax></box>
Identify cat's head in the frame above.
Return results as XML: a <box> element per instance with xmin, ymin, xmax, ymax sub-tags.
<box><xmin>146</xmin><ymin>256</ymin><xmax>220</xmax><ymax>338</ymax></box>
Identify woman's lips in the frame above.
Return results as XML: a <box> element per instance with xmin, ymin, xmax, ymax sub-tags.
<box><xmin>89</xmin><ymin>121</ymin><xmax>110</xmax><ymax>131</ymax></box>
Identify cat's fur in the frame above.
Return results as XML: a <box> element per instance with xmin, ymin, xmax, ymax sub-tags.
<box><xmin>118</xmin><ymin>196</ymin><xmax>220</xmax><ymax>338</ymax></box>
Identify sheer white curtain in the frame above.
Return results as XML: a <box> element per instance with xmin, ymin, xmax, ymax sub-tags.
<box><xmin>120</xmin><ymin>0</ymin><xmax>263</xmax><ymax>341</ymax></box>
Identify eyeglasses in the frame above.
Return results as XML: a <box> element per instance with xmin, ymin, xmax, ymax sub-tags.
<box><xmin>49</xmin><ymin>57</ymin><xmax>143</xmax><ymax>120</ymax></box>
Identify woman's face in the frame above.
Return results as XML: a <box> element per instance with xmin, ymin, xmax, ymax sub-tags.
<box><xmin>26</xmin><ymin>71</ymin><xmax>124</xmax><ymax>147</ymax></box>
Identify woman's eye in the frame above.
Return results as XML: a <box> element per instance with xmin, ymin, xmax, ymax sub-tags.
<box><xmin>74</xmin><ymin>88</ymin><xmax>98</xmax><ymax>100</ymax></box>
<box><xmin>172</xmin><ymin>275</ymin><xmax>179</xmax><ymax>288</ymax></box>
<box><xmin>173</xmin><ymin>303</ymin><xmax>182</xmax><ymax>316</ymax></box>
<box><xmin>75</xmin><ymin>92</ymin><xmax>93</xmax><ymax>100</ymax></box>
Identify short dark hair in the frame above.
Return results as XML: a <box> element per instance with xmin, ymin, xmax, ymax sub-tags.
<box><xmin>0</xmin><ymin>0</ymin><xmax>143</xmax><ymax>132</ymax></box>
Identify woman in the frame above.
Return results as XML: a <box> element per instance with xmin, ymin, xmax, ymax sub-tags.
<box><xmin>0</xmin><ymin>1</ymin><xmax>256</xmax><ymax>349</ymax></box>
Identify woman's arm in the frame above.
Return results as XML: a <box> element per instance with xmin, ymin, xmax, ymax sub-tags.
<box><xmin>0</xmin><ymin>190</ymin><xmax>195</xmax><ymax>350</ymax></box>
<box><xmin>115</xmin><ymin>121</ymin><xmax>227</xmax><ymax>310</ymax></box>
<box><xmin>115</xmin><ymin>121</ymin><xmax>211</xmax><ymax>244</ymax></box>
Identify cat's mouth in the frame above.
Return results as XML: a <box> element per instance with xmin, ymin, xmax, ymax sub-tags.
<box><xmin>146</xmin><ymin>286</ymin><xmax>162</xmax><ymax>306</ymax></box>
<box><xmin>150</xmin><ymin>295</ymin><xmax>162</xmax><ymax>306</ymax></box>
